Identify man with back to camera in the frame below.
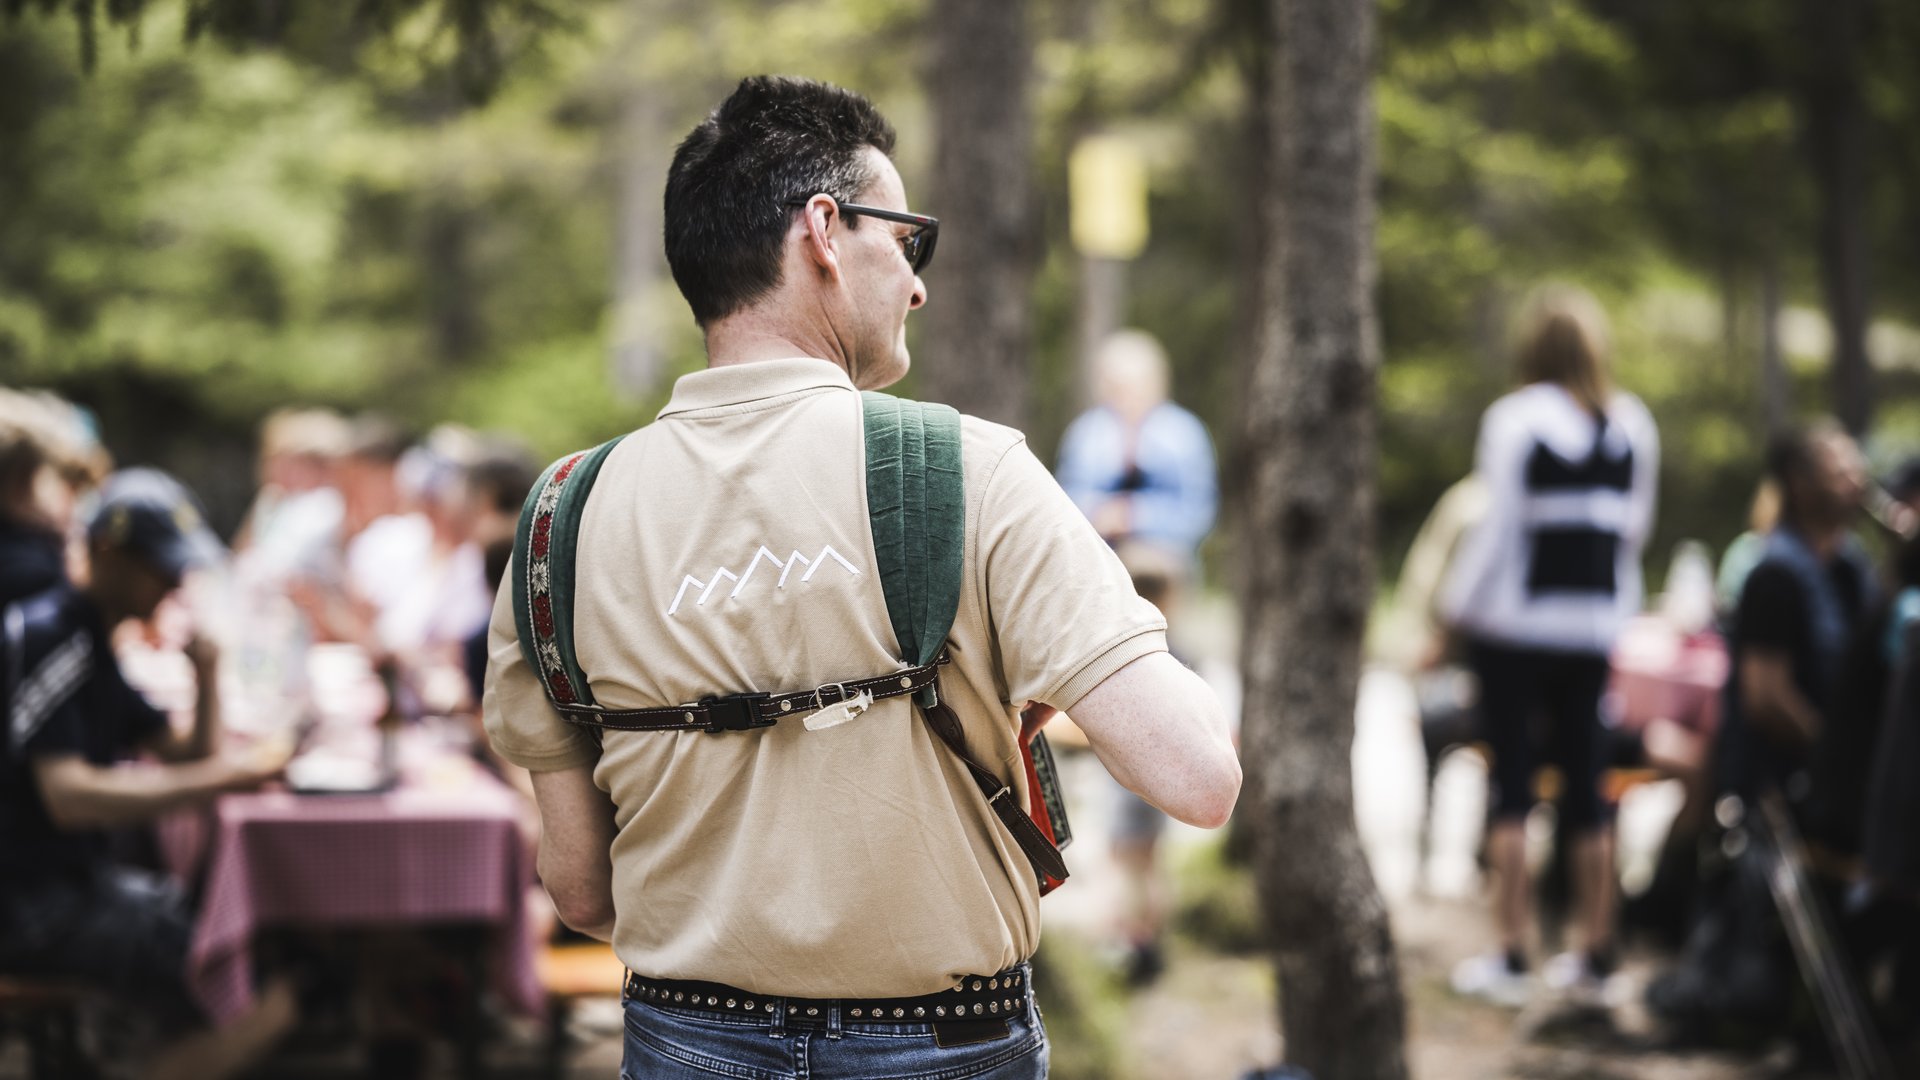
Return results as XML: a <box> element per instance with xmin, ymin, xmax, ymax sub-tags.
<box><xmin>482</xmin><ymin>76</ymin><xmax>1241</xmax><ymax>1077</ymax></box>
<box><xmin>0</xmin><ymin>469</ymin><xmax>296</xmax><ymax>1080</ymax></box>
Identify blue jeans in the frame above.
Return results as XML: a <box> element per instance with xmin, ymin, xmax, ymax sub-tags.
<box><xmin>619</xmin><ymin>967</ymin><xmax>1049</xmax><ymax>1079</ymax></box>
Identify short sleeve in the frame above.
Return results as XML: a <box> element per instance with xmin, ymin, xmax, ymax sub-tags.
<box><xmin>480</xmin><ymin>568</ymin><xmax>601</xmax><ymax>772</ymax></box>
<box><xmin>10</xmin><ymin>621</ymin><xmax>99</xmax><ymax>760</ymax></box>
<box><xmin>977</xmin><ymin>439</ymin><xmax>1168</xmax><ymax>710</ymax></box>
<box><xmin>1737</xmin><ymin>563</ymin><xmax>1804</xmax><ymax>654</ymax></box>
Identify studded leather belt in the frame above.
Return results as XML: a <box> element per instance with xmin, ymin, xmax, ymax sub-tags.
<box><xmin>621</xmin><ymin>967</ymin><xmax>1032</xmax><ymax>1025</ymax></box>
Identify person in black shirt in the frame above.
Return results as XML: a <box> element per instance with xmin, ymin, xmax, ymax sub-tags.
<box><xmin>0</xmin><ymin>469</ymin><xmax>295</xmax><ymax>1080</ymax></box>
<box><xmin>1722</xmin><ymin>424</ymin><xmax>1873</xmax><ymax>807</ymax></box>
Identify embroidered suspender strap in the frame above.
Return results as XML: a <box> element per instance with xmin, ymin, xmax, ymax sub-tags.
<box><xmin>860</xmin><ymin>392</ymin><xmax>1070</xmax><ymax>890</ymax></box>
<box><xmin>512</xmin><ymin>437</ymin><xmax>628</xmax><ymax>711</ymax></box>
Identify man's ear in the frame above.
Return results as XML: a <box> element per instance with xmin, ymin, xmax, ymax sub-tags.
<box><xmin>798</xmin><ymin>195</ymin><xmax>844</xmax><ymax>282</ymax></box>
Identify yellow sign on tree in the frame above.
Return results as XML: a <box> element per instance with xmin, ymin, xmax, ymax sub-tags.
<box><xmin>1070</xmin><ymin>135</ymin><xmax>1149</xmax><ymax>260</ymax></box>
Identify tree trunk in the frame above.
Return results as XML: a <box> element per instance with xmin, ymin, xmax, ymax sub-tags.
<box><xmin>920</xmin><ymin>0</ymin><xmax>1035</xmax><ymax>429</ymax></box>
<box><xmin>1761</xmin><ymin>251</ymin><xmax>1789</xmax><ymax>438</ymax></box>
<box><xmin>1802</xmin><ymin>0</ymin><xmax>1871</xmax><ymax>435</ymax></box>
<box><xmin>1240</xmin><ymin>0</ymin><xmax>1410</xmax><ymax>1076</ymax></box>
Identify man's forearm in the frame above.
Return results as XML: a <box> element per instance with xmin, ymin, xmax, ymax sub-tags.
<box><xmin>37</xmin><ymin>757</ymin><xmax>248</xmax><ymax>829</ymax></box>
<box><xmin>179</xmin><ymin>662</ymin><xmax>223</xmax><ymax>760</ymax></box>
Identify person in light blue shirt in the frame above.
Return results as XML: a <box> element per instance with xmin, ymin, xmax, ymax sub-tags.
<box><xmin>1055</xmin><ymin>329</ymin><xmax>1217</xmax><ymax>986</ymax></box>
<box><xmin>1055</xmin><ymin>330</ymin><xmax>1218</xmax><ymax>559</ymax></box>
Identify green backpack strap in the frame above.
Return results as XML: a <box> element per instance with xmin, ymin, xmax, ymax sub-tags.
<box><xmin>861</xmin><ymin>391</ymin><xmax>1072</xmax><ymax>890</ymax></box>
<box><xmin>512</xmin><ymin>436</ymin><xmax>628</xmax><ymax>710</ymax></box>
<box><xmin>860</xmin><ymin>391</ymin><xmax>964</xmax><ymax>669</ymax></box>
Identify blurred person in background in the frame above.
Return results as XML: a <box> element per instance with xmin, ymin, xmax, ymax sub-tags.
<box><xmin>1440</xmin><ymin>287</ymin><xmax>1660</xmax><ymax>1006</ymax></box>
<box><xmin>1056</xmin><ymin>330</ymin><xmax>1219</xmax><ymax>988</ymax></box>
<box><xmin>1647</xmin><ymin>424</ymin><xmax>1876</xmax><ymax>1054</ymax></box>
<box><xmin>0</xmin><ymin>469</ymin><xmax>294</xmax><ymax>1080</ymax></box>
<box><xmin>1801</xmin><ymin>457</ymin><xmax>1920</xmax><ymax>878</ymax></box>
<box><xmin>1</xmin><ymin>389</ymin><xmax>110</xmax><ymax>602</ymax></box>
<box><xmin>1717</xmin><ymin>481</ymin><xmax>1782</xmax><ymax>620</ymax></box>
<box><xmin>289</xmin><ymin>415</ymin><xmax>415</xmax><ymax>651</ymax></box>
<box><xmin>378</xmin><ymin>426</ymin><xmax>493</xmax><ymax>713</ymax></box>
<box><xmin>293</xmin><ymin>423</ymin><xmax>493</xmax><ymax>714</ymax></box>
<box><xmin>234</xmin><ymin>407</ymin><xmax>349</xmax><ymax>579</ymax></box>
<box><xmin>1716</xmin><ymin>424</ymin><xmax>1871</xmax><ymax>818</ymax></box>
<box><xmin>458</xmin><ymin>441</ymin><xmax>539</xmax><ymax>706</ymax></box>
<box><xmin>1860</xmin><ymin>528</ymin><xmax>1920</xmax><ymax>1059</ymax></box>
<box><xmin>1380</xmin><ymin>473</ymin><xmax>1490</xmax><ymax>885</ymax></box>
<box><xmin>1056</xmin><ymin>329</ymin><xmax>1218</xmax><ymax>559</ymax></box>
<box><xmin>337</xmin><ymin>415</ymin><xmax>411</xmax><ymax>544</ymax></box>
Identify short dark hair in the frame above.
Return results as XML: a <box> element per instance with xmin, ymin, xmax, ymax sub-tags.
<box><xmin>344</xmin><ymin>415</ymin><xmax>411</xmax><ymax>465</ymax></box>
<box><xmin>466</xmin><ymin>447</ymin><xmax>539</xmax><ymax>515</ymax></box>
<box><xmin>664</xmin><ymin>76</ymin><xmax>897</xmax><ymax>326</ymax></box>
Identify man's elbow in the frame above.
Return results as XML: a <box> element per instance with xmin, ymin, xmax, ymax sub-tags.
<box><xmin>1169</xmin><ymin>755</ymin><xmax>1242</xmax><ymax>830</ymax></box>
<box><xmin>548</xmin><ymin>887</ymin><xmax>617</xmax><ymax>938</ymax></box>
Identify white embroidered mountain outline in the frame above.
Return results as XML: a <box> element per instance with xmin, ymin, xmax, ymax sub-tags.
<box><xmin>667</xmin><ymin>545</ymin><xmax>863</xmax><ymax>616</ymax></box>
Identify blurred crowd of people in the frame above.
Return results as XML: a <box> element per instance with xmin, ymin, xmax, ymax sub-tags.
<box><xmin>227</xmin><ymin>407</ymin><xmax>535</xmax><ymax>722</ymax></box>
<box><xmin>0</xmin><ymin>388</ymin><xmax>538</xmax><ymax>1079</ymax></box>
<box><xmin>1392</xmin><ymin>287</ymin><xmax>1920</xmax><ymax>1069</ymax></box>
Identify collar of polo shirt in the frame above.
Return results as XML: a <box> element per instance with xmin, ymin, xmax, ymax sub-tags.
<box><xmin>657</xmin><ymin>357</ymin><xmax>857</xmax><ymax>420</ymax></box>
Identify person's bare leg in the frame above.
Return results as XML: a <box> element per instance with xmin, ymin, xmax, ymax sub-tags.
<box><xmin>1572</xmin><ymin>827</ymin><xmax>1617</xmax><ymax>958</ymax></box>
<box><xmin>1489</xmin><ymin>818</ymin><xmax>1529</xmax><ymax>956</ymax></box>
<box><xmin>1113</xmin><ymin>837</ymin><xmax>1167</xmax><ymax>943</ymax></box>
<box><xmin>146</xmin><ymin>976</ymin><xmax>298</xmax><ymax>1080</ymax></box>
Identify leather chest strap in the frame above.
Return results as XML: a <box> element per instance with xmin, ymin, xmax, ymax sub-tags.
<box><xmin>552</xmin><ymin>652</ymin><xmax>948</xmax><ymax>734</ymax></box>
<box><xmin>917</xmin><ymin>686</ymin><xmax>1071</xmax><ymax>884</ymax></box>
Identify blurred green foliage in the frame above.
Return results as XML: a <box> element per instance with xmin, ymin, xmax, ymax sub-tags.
<box><xmin>6</xmin><ymin>0</ymin><xmax>1920</xmax><ymax>565</ymax></box>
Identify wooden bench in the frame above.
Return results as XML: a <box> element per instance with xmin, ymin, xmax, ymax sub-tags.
<box><xmin>0</xmin><ymin>976</ymin><xmax>88</xmax><ymax>1079</ymax></box>
<box><xmin>535</xmin><ymin>943</ymin><xmax>626</xmax><ymax>1080</ymax></box>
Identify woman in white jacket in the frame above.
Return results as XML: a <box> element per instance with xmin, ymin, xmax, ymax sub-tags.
<box><xmin>1441</xmin><ymin>287</ymin><xmax>1660</xmax><ymax>1006</ymax></box>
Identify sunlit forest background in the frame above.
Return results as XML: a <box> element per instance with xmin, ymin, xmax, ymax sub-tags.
<box><xmin>9</xmin><ymin>0</ymin><xmax>1920</xmax><ymax>580</ymax></box>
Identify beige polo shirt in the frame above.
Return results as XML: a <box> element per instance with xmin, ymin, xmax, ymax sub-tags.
<box><xmin>483</xmin><ymin>357</ymin><xmax>1166</xmax><ymax>998</ymax></box>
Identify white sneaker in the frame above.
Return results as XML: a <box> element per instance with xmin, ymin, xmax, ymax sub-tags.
<box><xmin>1450</xmin><ymin>952</ymin><xmax>1533</xmax><ymax>1008</ymax></box>
<box><xmin>1543</xmin><ymin>950</ymin><xmax>1630</xmax><ymax>1009</ymax></box>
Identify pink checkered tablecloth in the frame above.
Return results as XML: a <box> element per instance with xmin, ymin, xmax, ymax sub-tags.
<box><xmin>160</xmin><ymin>759</ymin><xmax>543</xmax><ymax>1027</ymax></box>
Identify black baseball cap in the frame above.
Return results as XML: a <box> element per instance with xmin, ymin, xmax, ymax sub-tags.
<box><xmin>85</xmin><ymin>468</ymin><xmax>227</xmax><ymax>584</ymax></box>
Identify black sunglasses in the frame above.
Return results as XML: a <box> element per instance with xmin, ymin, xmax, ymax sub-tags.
<box><xmin>787</xmin><ymin>198</ymin><xmax>940</xmax><ymax>274</ymax></box>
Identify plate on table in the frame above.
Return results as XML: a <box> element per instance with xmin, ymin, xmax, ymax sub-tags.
<box><xmin>286</xmin><ymin>751</ymin><xmax>393</xmax><ymax>796</ymax></box>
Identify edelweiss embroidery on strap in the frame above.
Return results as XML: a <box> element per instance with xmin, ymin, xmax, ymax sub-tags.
<box><xmin>523</xmin><ymin>451</ymin><xmax>589</xmax><ymax>704</ymax></box>
<box><xmin>667</xmin><ymin>544</ymin><xmax>863</xmax><ymax>617</ymax></box>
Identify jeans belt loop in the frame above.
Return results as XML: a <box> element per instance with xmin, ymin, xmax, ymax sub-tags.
<box><xmin>768</xmin><ymin>994</ymin><xmax>787</xmax><ymax>1039</ymax></box>
<box><xmin>825</xmin><ymin>998</ymin><xmax>843</xmax><ymax>1040</ymax></box>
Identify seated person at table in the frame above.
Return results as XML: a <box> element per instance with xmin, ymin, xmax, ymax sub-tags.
<box><xmin>0</xmin><ymin>469</ymin><xmax>295</xmax><ymax>1080</ymax></box>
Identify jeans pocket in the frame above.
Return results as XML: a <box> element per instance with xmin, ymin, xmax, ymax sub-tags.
<box><xmin>820</xmin><ymin>1016</ymin><xmax>1048</xmax><ymax>1080</ymax></box>
<box><xmin>621</xmin><ymin>1002</ymin><xmax>783</xmax><ymax>1080</ymax></box>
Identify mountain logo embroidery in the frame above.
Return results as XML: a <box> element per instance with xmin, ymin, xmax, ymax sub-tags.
<box><xmin>668</xmin><ymin>545</ymin><xmax>862</xmax><ymax>616</ymax></box>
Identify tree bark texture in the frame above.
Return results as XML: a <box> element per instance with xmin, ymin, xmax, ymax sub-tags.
<box><xmin>1240</xmin><ymin>0</ymin><xmax>1410</xmax><ymax>1077</ymax></box>
<box><xmin>920</xmin><ymin>0</ymin><xmax>1035</xmax><ymax>429</ymax></box>
<box><xmin>1802</xmin><ymin>0</ymin><xmax>1872</xmax><ymax>435</ymax></box>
